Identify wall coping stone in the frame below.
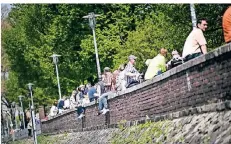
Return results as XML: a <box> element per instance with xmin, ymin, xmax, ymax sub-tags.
<box><xmin>42</xmin><ymin>43</ymin><xmax>231</xmax><ymax>123</ymax></box>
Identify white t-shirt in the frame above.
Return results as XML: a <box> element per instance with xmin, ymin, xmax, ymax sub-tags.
<box><xmin>116</xmin><ymin>70</ymin><xmax>126</xmax><ymax>91</ymax></box>
<box><xmin>182</xmin><ymin>28</ymin><xmax>207</xmax><ymax>58</ymax></box>
<box><xmin>82</xmin><ymin>98</ymin><xmax>90</xmax><ymax>107</ymax></box>
<box><xmin>63</xmin><ymin>99</ymin><xmax>70</xmax><ymax>109</ymax></box>
<box><xmin>50</xmin><ymin>106</ymin><xmax>58</xmax><ymax>116</ymax></box>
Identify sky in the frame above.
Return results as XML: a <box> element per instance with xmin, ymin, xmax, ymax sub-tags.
<box><xmin>1</xmin><ymin>3</ymin><xmax>12</xmax><ymax>19</ymax></box>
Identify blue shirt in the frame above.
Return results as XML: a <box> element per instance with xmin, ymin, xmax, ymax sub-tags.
<box><xmin>88</xmin><ymin>87</ymin><xmax>96</xmax><ymax>99</ymax></box>
<box><xmin>57</xmin><ymin>100</ymin><xmax>64</xmax><ymax>109</ymax></box>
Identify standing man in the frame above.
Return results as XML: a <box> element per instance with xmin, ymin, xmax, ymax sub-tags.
<box><xmin>124</xmin><ymin>55</ymin><xmax>140</xmax><ymax>88</ymax></box>
<box><xmin>222</xmin><ymin>6</ymin><xmax>231</xmax><ymax>43</ymax></box>
<box><xmin>182</xmin><ymin>18</ymin><xmax>208</xmax><ymax>62</ymax></box>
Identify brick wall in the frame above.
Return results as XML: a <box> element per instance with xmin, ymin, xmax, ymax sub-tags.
<box><xmin>41</xmin><ymin>43</ymin><xmax>231</xmax><ymax>134</ymax></box>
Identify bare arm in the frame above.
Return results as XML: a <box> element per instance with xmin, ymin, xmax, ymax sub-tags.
<box><xmin>125</xmin><ymin>72</ymin><xmax>136</xmax><ymax>77</ymax></box>
<box><xmin>94</xmin><ymin>85</ymin><xmax>101</xmax><ymax>97</ymax></box>
<box><xmin>201</xmin><ymin>45</ymin><xmax>207</xmax><ymax>54</ymax></box>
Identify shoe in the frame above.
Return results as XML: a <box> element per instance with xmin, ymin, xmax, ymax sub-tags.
<box><xmin>102</xmin><ymin>109</ymin><xmax>109</xmax><ymax>115</ymax></box>
<box><xmin>97</xmin><ymin>112</ymin><xmax>101</xmax><ymax>116</ymax></box>
<box><xmin>78</xmin><ymin>114</ymin><xmax>85</xmax><ymax>119</ymax></box>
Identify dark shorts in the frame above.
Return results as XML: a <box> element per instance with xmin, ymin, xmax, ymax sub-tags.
<box><xmin>184</xmin><ymin>52</ymin><xmax>202</xmax><ymax>62</ymax></box>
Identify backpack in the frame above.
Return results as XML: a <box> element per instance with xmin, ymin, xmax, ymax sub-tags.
<box><xmin>171</xmin><ymin>58</ymin><xmax>183</xmax><ymax>68</ymax></box>
<box><xmin>126</xmin><ymin>79</ymin><xmax>139</xmax><ymax>88</ymax></box>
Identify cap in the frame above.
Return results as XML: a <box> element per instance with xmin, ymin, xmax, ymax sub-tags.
<box><xmin>128</xmin><ymin>55</ymin><xmax>137</xmax><ymax>60</ymax></box>
<box><xmin>104</xmin><ymin>67</ymin><xmax>110</xmax><ymax>71</ymax></box>
<box><xmin>79</xmin><ymin>85</ymin><xmax>85</xmax><ymax>88</ymax></box>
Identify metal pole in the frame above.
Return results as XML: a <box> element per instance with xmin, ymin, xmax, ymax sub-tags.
<box><xmin>83</xmin><ymin>13</ymin><xmax>101</xmax><ymax>80</ymax></box>
<box><xmin>30</xmin><ymin>89</ymin><xmax>37</xmax><ymax>144</ymax></box>
<box><xmin>92</xmin><ymin>27</ymin><xmax>101</xmax><ymax>79</ymax></box>
<box><xmin>55</xmin><ymin>63</ymin><xmax>62</xmax><ymax>100</ymax></box>
<box><xmin>190</xmin><ymin>4</ymin><xmax>197</xmax><ymax>29</ymax></box>
<box><xmin>29</xmin><ymin>102</ymin><xmax>33</xmax><ymax>136</ymax></box>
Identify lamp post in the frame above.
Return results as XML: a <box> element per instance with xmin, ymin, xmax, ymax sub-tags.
<box><xmin>18</xmin><ymin>95</ymin><xmax>25</xmax><ymax>129</ymax></box>
<box><xmin>83</xmin><ymin>12</ymin><xmax>101</xmax><ymax>80</ymax></box>
<box><xmin>27</xmin><ymin>83</ymin><xmax>37</xmax><ymax>144</ymax></box>
<box><xmin>190</xmin><ymin>4</ymin><xmax>197</xmax><ymax>29</ymax></box>
<box><xmin>50</xmin><ymin>54</ymin><xmax>62</xmax><ymax>100</ymax></box>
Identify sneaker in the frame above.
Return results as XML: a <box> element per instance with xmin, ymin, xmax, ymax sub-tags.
<box><xmin>97</xmin><ymin>111</ymin><xmax>101</xmax><ymax>116</ymax></box>
<box><xmin>78</xmin><ymin>114</ymin><xmax>85</xmax><ymax>119</ymax></box>
<box><xmin>102</xmin><ymin>109</ymin><xmax>109</xmax><ymax>115</ymax></box>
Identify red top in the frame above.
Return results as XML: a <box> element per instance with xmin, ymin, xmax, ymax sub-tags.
<box><xmin>223</xmin><ymin>6</ymin><xmax>231</xmax><ymax>43</ymax></box>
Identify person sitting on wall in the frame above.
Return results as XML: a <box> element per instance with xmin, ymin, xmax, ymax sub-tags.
<box><xmin>76</xmin><ymin>94</ymin><xmax>90</xmax><ymax>119</ymax></box>
<box><xmin>124</xmin><ymin>55</ymin><xmax>141</xmax><ymax>88</ymax></box>
<box><xmin>70</xmin><ymin>90</ymin><xmax>77</xmax><ymax>109</ymax></box>
<box><xmin>63</xmin><ymin>96</ymin><xmax>70</xmax><ymax>110</ymax></box>
<box><xmin>182</xmin><ymin>18</ymin><xmax>208</xmax><ymax>62</ymax></box>
<box><xmin>222</xmin><ymin>6</ymin><xmax>231</xmax><ymax>43</ymax></box>
<box><xmin>144</xmin><ymin>48</ymin><xmax>167</xmax><ymax>80</ymax></box>
<box><xmin>87</xmin><ymin>83</ymin><xmax>97</xmax><ymax>102</ymax></box>
<box><xmin>102</xmin><ymin>67</ymin><xmax>113</xmax><ymax>92</ymax></box>
<box><xmin>75</xmin><ymin>85</ymin><xmax>86</xmax><ymax>119</ymax></box>
<box><xmin>48</xmin><ymin>101</ymin><xmax>58</xmax><ymax>117</ymax></box>
<box><xmin>94</xmin><ymin>79</ymin><xmax>110</xmax><ymax>115</ymax></box>
<box><xmin>166</xmin><ymin>50</ymin><xmax>183</xmax><ymax>69</ymax></box>
<box><xmin>57</xmin><ymin>96</ymin><xmax>65</xmax><ymax>114</ymax></box>
<box><xmin>83</xmin><ymin>84</ymin><xmax>89</xmax><ymax>96</ymax></box>
<box><xmin>112</xmin><ymin>64</ymin><xmax>122</xmax><ymax>91</ymax></box>
<box><xmin>114</xmin><ymin>64</ymin><xmax>127</xmax><ymax>91</ymax></box>
<box><xmin>76</xmin><ymin>85</ymin><xmax>85</xmax><ymax>102</ymax></box>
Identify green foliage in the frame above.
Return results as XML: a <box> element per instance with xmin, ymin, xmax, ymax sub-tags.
<box><xmin>203</xmin><ymin>135</ymin><xmax>211</xmax><ymax>144</ymax></box>
<box><xmin>9</xmin><ymin>134</ymin><xmax>67</xmax><ymax>144</ymax></box>
<box><xmin>2</xmin><ymin>4</ymin><xmax>229</xmax><ymax>108</ymax></box>
<box><xmin>111</xmin><ymin>120</ymin><xmax>173</xmax><ymax>144</ymax></box>
<box><xmin>117</xmin><ymin>119</ymin><xmax>127</xmax><ymax>130</ymax></box>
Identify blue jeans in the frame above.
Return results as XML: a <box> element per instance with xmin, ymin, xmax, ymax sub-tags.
<box><xmin>89</xmin><ymin>97</ymin><xmax>95</xmax><ymax>102</ymax></box>
<box><xmin>76</xmin><ymin>106</ymin><xmax>85</xmax><ymax>116</ymax></box>
<box><xmin>157</xmin><ymin>70</ymin><xmax>162</xmax><ymax>75</ymax></box>
<box><xmin>98</xmin><ymin>93</ymin><xmax>109</xmax><ymax>111</ymax></box>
